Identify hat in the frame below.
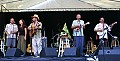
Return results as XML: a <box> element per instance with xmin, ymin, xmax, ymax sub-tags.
<box><xmin>31</xmin><ymin>14</ymin><xmax>39</xmax><ymax>20</ymax></box>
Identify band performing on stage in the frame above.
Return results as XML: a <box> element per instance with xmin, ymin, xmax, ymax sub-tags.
<box><xmin>2</xmin><ymin>13</ymin><xmax>118</xmax><ymax>58</ymax></box>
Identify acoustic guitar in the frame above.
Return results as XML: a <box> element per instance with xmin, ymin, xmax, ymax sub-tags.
<box><xmin>26</xmin><ymin>44</ymin><xmax>34</xmax><ymax>53</ymax></box>
<box><xmin>29</xmin><ymin>23</ymin><xmax>35</xmax><ymax>37</ymax></box>
<box><xmin>75</xmin><ymin>22</ymin><xmax>90</xmax><ymax>31</ymax></box>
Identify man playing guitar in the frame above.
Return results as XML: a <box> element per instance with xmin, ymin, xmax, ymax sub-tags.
<box><xmin>28</xmin><ymin>14</ymin><xmax>42</xmax><ymax>57</ymax></box>
<box><xmin>94</xmin><ymin>17</ymin><xmax>117</xmax><ymax>47</ymax></box>
<box><xmin>71</xmin><ymin>14</ymin><xmax>90</xmax><ymax>56</ymax></box>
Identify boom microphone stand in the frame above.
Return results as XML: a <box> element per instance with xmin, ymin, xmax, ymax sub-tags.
<box><xmin>88</xmin><ymin>32</ymin><xmax>106</xmax><ymax>61</ymax></box>
<box><xmin>29</xmin><ymin>26</ymin><xmax>33</xmax><ymax>56</ymax></box>
<box><xmin>50</xmin><ymin>33</ymin><xmax>59</xmax><ymax>48</ymax></box>
<box><xmin>88</xmin><ymin>26</ymin><xmax>115</xmax><ymax>61</ymax></box>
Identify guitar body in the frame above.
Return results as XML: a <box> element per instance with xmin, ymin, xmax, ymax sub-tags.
<box><xmin>74</xmin><ymin>22</ymin><xmax>90</xmax><ymax>31</ymax></box>
<box><xmin>27</xmin><ymin>44</ymin><xmax>34</xmax><ymax>53</ymax></box>
<box><xmin>97</xmin><ymin>32</ymin><xmax>103</xmax><ymax>36</ymax></box>
<box><xmin>97</xmin><ymin>30</ymin><xmax>107</xmax><ymax>36</ymax></box>
<box><xmin>29</xmin><ymin>24</ymin><xmax>35</xmax><ymax>37</ymax></box>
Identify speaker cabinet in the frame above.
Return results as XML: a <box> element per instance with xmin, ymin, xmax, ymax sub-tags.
<box><xmin>98</xmin><ymin>49</ymin><xmax>120</xmax><ymax>61</ymax></box>
<box><xmin>63</xmin><ymin>47</ymin><xmax>80</xmax><ymax>57</ymax></box>
<box><xmin>5</xmin><ymin>48</ymin><xmax>23</xmax><ymax>57</ymax></box>
<box><xmin>40</xmin><ymin>48</ymin><xmax>57</xmax><ymax>57</ymax></box>
<box><xmin>0</xmin><ymin>50</ymin><xmax>4</xmax><ymax>57</ymax></box>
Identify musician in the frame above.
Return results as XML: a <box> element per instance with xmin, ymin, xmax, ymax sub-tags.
<box><xmin>17</xmin><ymin>19</ymin><xmax>27</xmax><ymax>55</ymax></box>
<box><xmin>5</xmin><ymin>18</ymin><xmax>18</xmax><ymax>49</ymax></box>
<box><xmin>71</xmin><ymin>14</ymin><xmax>85</xmax><ymax>56</ymax></box>
<box><xmin>94</xmin><ymin>17</ymin><xmax>112</xmax><ymax>47</ymax></box>
<box><xmin>28</xmin><ymin>14</ymin><xmax>42</xmax><ymax>57</ymax></box>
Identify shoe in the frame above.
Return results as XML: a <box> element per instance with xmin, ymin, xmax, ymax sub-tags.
<box><xmin>34</xmin><ymin>55</ymin><xmax>40</xmax><ymax>58</ymax></box>
<box><xmin>21</xmin><ymin>54</ymin><xmax>25</xmax><ymax>57</ymax></box>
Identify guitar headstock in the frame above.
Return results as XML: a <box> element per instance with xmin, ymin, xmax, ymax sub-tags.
<box><xmin>85</xmin><ymin>22</ymin><xmax>90</xmax><ymax>25</ymax></box>
<box><xmin>112</xmin><ymin>22</ymin><xmax>117</xmax><ymax>26</ymax></box>
<box><xmin>113</xmin><ymin>22</ymin><xmax>117</xmax><ymax>25</ymax></box>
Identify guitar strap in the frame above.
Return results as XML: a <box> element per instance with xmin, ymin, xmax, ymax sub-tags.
<box><xmin>102</xmin><ymin>23</ymin><xmax>104</xmax><ymax>30</ymax></box>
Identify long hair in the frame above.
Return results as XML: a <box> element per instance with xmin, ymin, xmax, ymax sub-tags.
<box><xmin>19</xmin><ymin>19</ymin><xmax>26</xmax><ymax>30</ymax></box>
<box><xmin>20</xmin><ymin>19</ymin><xmax>26</xmax><ymax>26</ymax></box>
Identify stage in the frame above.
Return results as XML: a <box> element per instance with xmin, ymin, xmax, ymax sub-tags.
<box><xmin>1</xmin><ymin>48</ymin><xmax>120</xmax><ymax>61</ymax></box>
<box><xmin>0</xmin><ymin>57</ymin><xmax>87</xmax><ymax>61</ymax></box>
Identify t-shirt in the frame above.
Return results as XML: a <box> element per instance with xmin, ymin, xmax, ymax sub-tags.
<box><xmin>72</xmin><ymin>20</ymin><xmax>84</xmax><ymax>36</ymax></box>
<box><xmin>18</xmin><ymin>25</ymin><xmax>27</xmax><ymax>36</ymax></box>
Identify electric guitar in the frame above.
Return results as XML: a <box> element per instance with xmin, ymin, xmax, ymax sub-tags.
<box><xmin>97</xmin><ymin>22</ymin><xmax>117</xmax><ymax>36</ymax></box>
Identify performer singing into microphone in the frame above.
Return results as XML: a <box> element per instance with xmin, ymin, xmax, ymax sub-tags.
<box><xmin>17</xmin><ymin>19</ymin><xmax>27</xmax><ymax>55</ymax></box>
<box><xmin>71</xmin><ymin>14</ymin><xmax>85</xmax><ymax>56</ymax></box>
<box><xmin>28</xmin><ymin>14</ymin><xmax>42</xmax><ymax>57</ymax></box>
<box><xmin>5</xmin><ymin>18</ymin><xmax>18</xmax><ymax>49</ymax></box>
<box><xmin>94</xmin><ymin>17</ymin><xmax>116</xmax><ymax>47</ymax></box>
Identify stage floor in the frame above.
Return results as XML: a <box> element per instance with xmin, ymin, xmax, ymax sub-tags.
<box><xmin>0</xmin><ymin>57</ymin><xmax>87</xmax><ymax>61</ymax></box>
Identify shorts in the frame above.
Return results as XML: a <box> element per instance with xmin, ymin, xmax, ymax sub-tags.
<box><xmin>6</xmin><ymin>38</ymin><xmax>16</xmax><ymax>47</ymax></box>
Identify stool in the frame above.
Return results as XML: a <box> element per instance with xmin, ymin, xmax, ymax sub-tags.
<box><xmin>111</xmin><ymin>36</ymin><xmax>119</xmax><ymax>47</ymax></box>
<box><xmin>58</xmin><ymin>36</ymin><xmax>70</xmax><ymax>57</ymax></box>
<box><xmin>0</xmin><ymin>39</ymin><xmax>5</xmax><ymax>56</ymax></box>
<box><xmin>86</xmin><ymin>37</ymin><xmax>94</xmax><ymax>54</ymax></box>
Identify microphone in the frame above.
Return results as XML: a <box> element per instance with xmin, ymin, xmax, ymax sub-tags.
<box><xmin>51</xmin><ymin>34</ymin><xmax>59</xmax><ymax>39</ymax></box>
<box><xmin>14</xmin><ymin>21</ymin><xmax>15</xmax><ymax>23</ymax></box>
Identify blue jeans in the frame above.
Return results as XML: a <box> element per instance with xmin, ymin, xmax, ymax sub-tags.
<box><xmin>6</xmin><ymin>38</ymin><xmax>16</xmax><ymax>47</ymax></box>
<box><xmin>74</xmin><ymin>36</ymin><xmax>84</xmax><ymax>54</ymax></box>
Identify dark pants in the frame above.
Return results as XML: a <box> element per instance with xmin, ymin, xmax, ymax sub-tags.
<box><xmin>74</xmin><ymin>36</ymin><xmax>84</xmax><ymax>54</ymax></box>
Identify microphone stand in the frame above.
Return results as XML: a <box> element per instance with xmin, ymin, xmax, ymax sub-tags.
<box><xmin>103</xmin><ymin>28</ymin><xmax>113</xmax><ymax>38</ymax></box>
<box><xmin>50</xmin><ymin>33</ymin><xmax>59</xmax><ymax>48</ymax></box>
<box><xmin>30</xmin><ymin>26</ymin><xmax>33</xmax><ymax>56</ymax></box>
<box><xmin>88</xmin><ymin>25</ymin><xmax>115</xmax><ymax>61</ymax></box>
<box><xmin>88</xmin><ymin>32</ymin><xmax>106</xmax><ymax>61</ymax></box>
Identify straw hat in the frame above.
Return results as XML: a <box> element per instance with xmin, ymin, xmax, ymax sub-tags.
<box><xmin>31</xmin><ymin>14</ymin><xmax>39</xmax><ymax>20</ymax></box>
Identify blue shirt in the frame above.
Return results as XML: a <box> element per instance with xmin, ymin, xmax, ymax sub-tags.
<box><xmin>72</xmin><ymin>20</ymin><xmax>84</xmax><ymax>36</ymax></box>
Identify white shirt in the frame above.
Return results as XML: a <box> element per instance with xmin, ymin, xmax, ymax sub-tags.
<box><xmin>5</xmin><ymin>23</ymin><xmax>18</xmax><ymax>38</ymax></box>
<box><xmin>72</xmin><ymin>20</ymin><xmax>84</xmax><ymax>36</ymax></box>
<box><xmin>94</xmin><ymin>23</ymin><xmax>110</xmax><ymax>39</ymax></box>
